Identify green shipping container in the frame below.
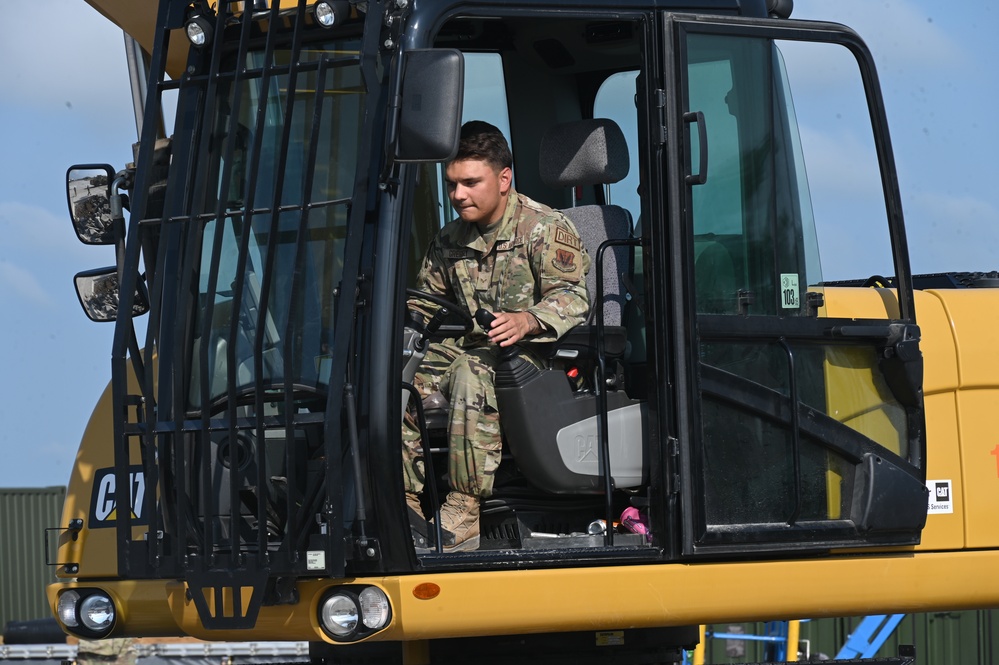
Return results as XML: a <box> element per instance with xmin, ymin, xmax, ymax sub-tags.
<box><xmin>0</xmin><ymin>487</ymin><xmax>66</xmax><ymax>627</ymax></box>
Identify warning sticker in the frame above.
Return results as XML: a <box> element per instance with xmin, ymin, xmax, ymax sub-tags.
<box><xmin>780</xmin><ymin>273</ymin><xmax>800</xmax><ymax>309</ymax></box>
<box><xmin>307</xmin><ymin>550</ymin><xmax>327</xmax><ymax>570</ymax></box>
<box><xmin>926</xmin><ymin>479</ymin><xmax>953</xmax><ymax>514</ymax></box>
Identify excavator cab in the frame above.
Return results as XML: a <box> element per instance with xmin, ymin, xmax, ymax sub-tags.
<box><xmin>399</xmin><ymin>11</ymin><xmax>927</xmax><ymax>557</ymax></box>
<box><xmin>52</xmin><ymin>0</ymin><xmax>929</xmax><ymax>648</ymax></box>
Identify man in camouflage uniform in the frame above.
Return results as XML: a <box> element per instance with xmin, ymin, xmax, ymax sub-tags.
<box><xmin>403</xmin><ymin>121</ymin><xmax>590</xmax><ymax>552</ymax></box>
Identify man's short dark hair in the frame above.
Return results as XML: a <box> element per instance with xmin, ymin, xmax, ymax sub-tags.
<box><xmin>453</xmin><ymin>120</ymin><xmax>512</xmax><ymax>171</ymax></box>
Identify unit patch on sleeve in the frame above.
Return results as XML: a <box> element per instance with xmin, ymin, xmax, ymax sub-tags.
<box><xmin>552</xmin><ymin>248</ymin><xmax>579</xmax><ymax>274</ymax></box>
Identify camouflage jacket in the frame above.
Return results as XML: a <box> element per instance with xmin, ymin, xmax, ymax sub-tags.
<box><xmin>415</xmin><ymin>189</ymin><xmax>590</xmax><ymax>347</ymax></box>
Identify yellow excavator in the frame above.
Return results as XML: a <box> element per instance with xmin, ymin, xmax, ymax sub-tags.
<box><xmin>49</xmin><ymin>1</ymin><xmax>999</xmax><ymax>663</ymax></box>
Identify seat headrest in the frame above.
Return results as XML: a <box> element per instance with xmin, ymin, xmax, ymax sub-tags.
<box><xmin>539</xmin><ymin>118</ymin><xmax>630</xmax><ymax>189</ymax></box>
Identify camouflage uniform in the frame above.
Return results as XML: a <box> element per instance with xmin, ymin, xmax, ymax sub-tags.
<box><xmin>75</xmin><ymin>638</ymin><xmax>136</xmax><ymax>665</ymax></box>
<box><xmin>403</xmin><ymin>189</ymin><xmax>590</xmax><ymax>497</ymax></box>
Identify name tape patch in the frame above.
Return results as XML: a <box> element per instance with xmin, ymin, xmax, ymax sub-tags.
<box><xmin>554</xmin><ymin>227</ymin><xmax>581</xmax><ymax>251</ymax></box>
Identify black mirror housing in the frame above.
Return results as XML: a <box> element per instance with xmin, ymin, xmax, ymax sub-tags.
<box><xmin>394</xmin><ymin>49</ymin><xmax>464</xmax><ymax>163</ymax></box>
<box><xmin>67</xmin><ymin>164</ymin><xmax>117</xmax><ymax>245</ymax></box>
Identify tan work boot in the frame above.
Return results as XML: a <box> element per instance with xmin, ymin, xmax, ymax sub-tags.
<box><xmin>406</xmin><ymin>491</ymin><xmax>423</xmax><ymax>516</ymax></box>
<box><xmin>406</xmin><ymin>492</ymin><xmax>430</xmax><ymax>549</ymax></box>
<box><xmin>439</xmin><ymin>492</ymin><xmax>480</xmax><ymax>552</ymax></box>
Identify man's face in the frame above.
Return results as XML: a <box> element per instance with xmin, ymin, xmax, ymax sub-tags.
<box><xmin>445</xmin><ymin>158</ymin><xmax>512</xmax><ymax>226</ymax></box>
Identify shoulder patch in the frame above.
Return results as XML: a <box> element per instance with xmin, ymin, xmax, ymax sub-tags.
<box><xmin>554</xmin><ymin>226</ymin><xmax>582</xmax><ymax>251</ymax></box>
<box><xmin>551</xmin><ymin>248</ymin><xmax>580</xmax><ymax>274</ymax></box>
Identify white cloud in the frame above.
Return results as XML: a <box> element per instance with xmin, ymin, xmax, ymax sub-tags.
<box><xmin>789</xmin><ymin>0</ymin><xmax>999</xmax><ymax>279</ymax></box>
<box><xmin>798</xmin><ymin>121</ymin><xmax>999</xmax><ymax>277</ymax></box>
<box><xmin>798</xmin><ymin>124</ymin><xmax>883</xmax><ymax>202</ymax></box>
<box><xmin>0</xmin><ymin>260</ymin><xmax>55</xmax><ymax>307</ymax></box>
<box><xmin>0</xmin><ymin>201</ymin><xmax>98</xmax><ymax>261</ymax></box>
<box><xmin>0</xmin><ymin>201</ymin><xmax>117</xmax><ymax>315</ymax></box>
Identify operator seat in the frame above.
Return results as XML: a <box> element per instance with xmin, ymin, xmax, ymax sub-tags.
<box><xmin>539</xmin><ymin>118</ymin><xmax>632</xmax><ymax>358</ymax></box>
<box><xmin>493</xmin><ymin>118</ymin><xmax>646</xmax><ymax>494</ymax></box>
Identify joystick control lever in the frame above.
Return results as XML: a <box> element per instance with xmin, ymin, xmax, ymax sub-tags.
<box><xmin>474</xmin><ymin>308</ymin><xmax>497</xmax><ymax>331</ymax></box>
<box><xmin>474</xmin><ymin>308</ymin><xmax>515</xmax><ymax>360</ymax></box>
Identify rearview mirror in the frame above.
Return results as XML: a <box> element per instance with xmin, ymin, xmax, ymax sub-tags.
<box><xmin>74</xmin><ymin>267</ymin><xmax>149</xmax><ymax>322</ymax></box>
<box><xmin>67</xmin><ymin>164</ymin><xmax>117</xmax><ymax>245</ymax></box>
<box><xmin>394</xmin><ymin>49</ymin><xmax>464</xmax><ymax>162</ymax></box>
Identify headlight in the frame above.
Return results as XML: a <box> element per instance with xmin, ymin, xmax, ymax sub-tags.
<box><xmin>313</xmin><ymin>1</ymin><xmax>350</xmax><ymax>28</ymax></box>
<box><xmin>185</xmin><ymin>15</ymin><xmax>214</xmax><ymax>48</ymax></box>
<box><xmin>56</xmin><ymin>589</ymin><xmax>116</xmax><ymax>637</ymax></box>
<box><xmin>57</xmin><ymin>590</ymin><xmax>80</xmax><ymax>628</ymax></box>
<box><xmin>359</xmin><ymin>587</ymin><xmax>390</xmax><ymax>629</ymax></box>
<box><xmin>79</xmin><ymin>593</ymin><xmax>116</xmax><ymax>632</ymax></box>
<box><xmin>318</xmin><ymin>586</ymin><xmax>392</xmax><ymax>641</ymax></box>
<box><xmin>320</xmin><ymin>594</ymin><xmax>359</xmax><ymax>637</ymax></box>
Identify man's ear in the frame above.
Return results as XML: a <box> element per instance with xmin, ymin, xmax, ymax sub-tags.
<box><xmin>498</xmin><ymin>166</ymin><xmax>513</xmax><ymax>194</ymax></box>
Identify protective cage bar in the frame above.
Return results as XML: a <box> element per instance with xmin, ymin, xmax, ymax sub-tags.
<box><xmin>110</xmin><ymin>0</ymin><xmax>382</xmax><ymax>610</ymax></box>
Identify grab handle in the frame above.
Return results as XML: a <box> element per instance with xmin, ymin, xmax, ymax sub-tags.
<box><xmin>684</xmin><ymin>111</ymin><xmax>708</xmax><ymax>185</ymax></box>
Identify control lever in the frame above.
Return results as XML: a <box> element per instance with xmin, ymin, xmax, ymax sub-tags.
<box><xmin>475</xmin><ymin>308</ymin><xmax>541</xmax><ymax>393</ymax></box>
<box><xmin>474</xmin><ymin>309</ymin><xmax>516</xmax><ymax>360</ymax></box>
<box><xmin>424</xmin><ymin>306</ymin><xmax>452</xmax><ymax>336</ymax></box>
<box><xmin>474</xmin><ymin>308</ymin><xmax>497</xmax><ymax>331</ymax></box>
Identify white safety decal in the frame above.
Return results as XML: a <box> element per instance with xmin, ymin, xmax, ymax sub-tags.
<box><xmin>926</xmin><ymin>479</ymin><xmax>953</xmax><ymax>514</ymax></box>
<box><xmin>780</xmin><ymin>273</ymin><xmax>800</xmax><ymax>309</ymax></box>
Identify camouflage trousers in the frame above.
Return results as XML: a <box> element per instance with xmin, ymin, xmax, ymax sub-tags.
<box><xmin>402</xmin><ymin>339</ymin><xmax>542</xmax><ymax>498</ymax></box>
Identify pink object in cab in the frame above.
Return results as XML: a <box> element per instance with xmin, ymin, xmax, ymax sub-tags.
<box><xmin>620</xmin><ymin>506</ymin><xmax>651</xmax><ymax>542</ymax></box>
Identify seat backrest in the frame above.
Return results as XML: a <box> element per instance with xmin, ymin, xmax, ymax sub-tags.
<box><xmin>539</xmin><ymin>119</ymin><xmax>631</xmax><ymax>326</ymax></box>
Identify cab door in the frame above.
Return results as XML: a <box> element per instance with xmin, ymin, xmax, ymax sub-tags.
<box><xmin>659</xmin><ymin>15</ymin><xmax>927</xmax><ymax>555</ymax></box>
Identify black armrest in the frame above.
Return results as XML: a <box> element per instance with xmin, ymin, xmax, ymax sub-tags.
<box><xmin>549</xmin><ymin>324</ymin><xmax>627</xmax><ymax>360</ymax></box>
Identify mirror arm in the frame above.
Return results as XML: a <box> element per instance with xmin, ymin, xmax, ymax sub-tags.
<box><xmin>111</xmin><ymin>173</ymin><xmax>131</xmax><ymax>278</ymax></box>
<box><xmin>381</xmin><ymin>51</ymin><xmax>405</xmax><ymax>178</ymax></box>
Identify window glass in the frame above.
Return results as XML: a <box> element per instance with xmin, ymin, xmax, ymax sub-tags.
<box><xmin>688</xmin><ymin>57</ymin><xmax>743</xmax><ymax>238</ymax></box>
<box><xmin>594</xmin><ymin>69</ymin><xmax>649</xmax><ymax>375</ymax></box>
<box><xmin>776</xmin><ymin>39</ymin><xmax>894</xmax><ymax>285</ymax></box>
<box><xmin>686</xmin><ymin>36</ymin><xmax>895</xmax><ymax>317</ymax></box>
<box><xmin>187</xmin><ymin>41</ymin><xmax>357</xmax><ymax>409</ymax></box>
<box><xmin>684</xmin><ymin>33</ymin><xmax>910</xmax><ymax>539</ymax></box>
<box><xmin>594</xmin><ymin>71</ymin><xmax>641</xmax><ymax>228</ymax></box>
<box><xmin>461</xmin><ymin>53</ymin><xmax>511</xmax><ymax>136</ymax></box>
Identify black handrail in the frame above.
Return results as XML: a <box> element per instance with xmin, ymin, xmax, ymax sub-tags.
<box><xmin>595</xmin><ymin>236</ymin><xmax>641</xmax><ymax>546</ymax></box>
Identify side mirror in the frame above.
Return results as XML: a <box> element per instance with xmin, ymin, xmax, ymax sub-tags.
<box><xmin>394</xmin><ymin>49</ymin><xmax>464</xmax><ymax>162</ymax></box>
<box><xmin>67</xmin><ymin>164</ymin><xmax>117</xmax><ymax>245</ymax></box>
<box><xmin>74</xmin><ymin>267</ymin><xmax>149</xmax><ymax>322</ymax></box>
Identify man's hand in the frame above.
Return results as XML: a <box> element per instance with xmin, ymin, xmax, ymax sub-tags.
<box><xmin>486</xmin><ymin>311</ymin><xmax>540</xmax><ymax>347</ymax></box>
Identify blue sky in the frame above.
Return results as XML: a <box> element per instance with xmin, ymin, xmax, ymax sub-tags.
<box><xmin>0</xmin><ymin>0</ymin><xmax>996</xmax><ymax>488</ymax></box>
